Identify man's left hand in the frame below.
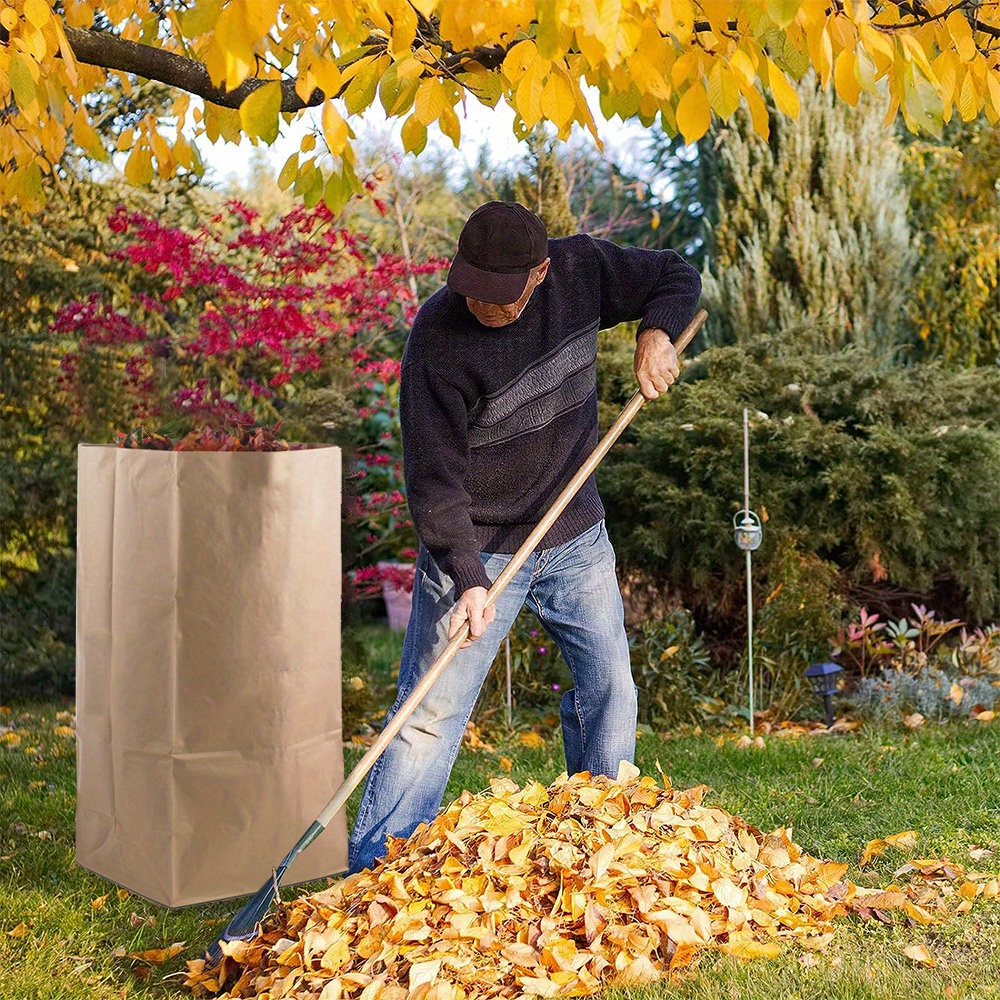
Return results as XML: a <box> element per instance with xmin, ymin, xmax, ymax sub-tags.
<box><xmin>634</xmin><ymin>328</ymin><xmax>679</xmax><ymax>400</ymax></box>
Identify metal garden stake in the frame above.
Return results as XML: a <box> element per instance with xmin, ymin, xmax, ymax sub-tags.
<box><xmin>732</xmin><ymin>408</ymin><xmax>762</xmax><ymax>736</ymax></box>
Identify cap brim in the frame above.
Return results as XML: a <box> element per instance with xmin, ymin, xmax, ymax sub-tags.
<box><xmin>447</xmin><ymin>253</ymin><xmax>530</xmax><ymax>305</ymax></box>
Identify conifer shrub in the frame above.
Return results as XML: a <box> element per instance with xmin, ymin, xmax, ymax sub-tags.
<box><xmin>598</xmin><ymin>339</ymin><xmax>1000</xmax><ymax>684</ymax></box>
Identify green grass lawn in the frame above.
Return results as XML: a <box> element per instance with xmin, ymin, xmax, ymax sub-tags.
<box><xmin>2</xmin><ymin>681</ymin><xmax>999</xmax><ymax>999</ymax></box>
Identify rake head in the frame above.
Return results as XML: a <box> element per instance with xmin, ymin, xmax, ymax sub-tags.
<box><xmin>205</xmin><ymin>863</ymin><xmax>286</xmax><ymax>966</ymax></box>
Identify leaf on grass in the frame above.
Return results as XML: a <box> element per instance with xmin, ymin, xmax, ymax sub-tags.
<box><xmin>902</xmin><ymin>943</ymin><xmax>935</xmax><ymax>966</ymax></box>
<box><xmin>859</xmin><ymin>831</ymin><xmax>917</xmax><ymax>866</ymax></box>
<box><xmin>129</xmin><ymin>942</ymin><xmax>185</xmax><ymax>964</ymax></box>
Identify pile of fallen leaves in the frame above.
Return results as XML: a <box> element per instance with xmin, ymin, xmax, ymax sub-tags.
<box><xmin>184</xmin><ymin>764</ymin><xmax>997</xmax><ymax>999</ymax></box>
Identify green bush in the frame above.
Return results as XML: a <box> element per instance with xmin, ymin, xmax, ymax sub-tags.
<box><xmin>740</xmin><ymin>537</ymin><xmax>847</xmax><ymax>721</ymax></box>
<box><xmin>629</xmin><ymin>607</ymin><xmax>717</xmax><ymax>727</ymax></box>
<box><xmin>477</xmin><ymin>610</ymin><xmax>572</xmax><ymax>726</ymax></box>
<box><xmin>599</xmin><ymin>340</ymin><xmax>1000</xmax><ymax>656</ymax></box>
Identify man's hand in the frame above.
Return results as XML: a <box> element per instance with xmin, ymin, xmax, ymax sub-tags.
<box><xmin>634</xmin><ymin>328</ymin><xmax>680</xmax><ymax>400</ymax></box>
<box><xmin>449</xmin><ymin>586</ymin><xmax>496</xmax><ymax>647</ymax></box>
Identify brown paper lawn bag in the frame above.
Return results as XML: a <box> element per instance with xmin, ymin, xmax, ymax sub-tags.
<box><xmin>75</xmin><ymin>444</ymin><xmax>348</xmax><ymax>907</ymax></box>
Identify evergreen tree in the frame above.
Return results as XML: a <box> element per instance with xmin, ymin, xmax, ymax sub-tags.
<box><xmin>511</xmin><ymin>129</ymin><xmax>579</xmax><ymax>237</ymax></box>
<box><xmin>699</xmin><ymin>76</ymin><xmax>913</xmax><ymax>355</ymax></box>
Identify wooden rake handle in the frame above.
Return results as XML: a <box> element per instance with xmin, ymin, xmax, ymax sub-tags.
<box><xmin>315</xmin><ymin>307</ymin><xmax>708</xmax><ymax>832</ymax></box>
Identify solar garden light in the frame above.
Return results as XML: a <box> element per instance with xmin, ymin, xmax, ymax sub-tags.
<box><xmin>733</xmin><ymin>509</ymin><xmax>762</xmax><ymax>552</ymax></box>
<box><xmin>734</xmin><ymin>409</ymin><xmax>762</xmax><ymax>736</ymax></box>
<box><xmin>805</xmin><ymin>661</ymin><xmax>843</xmax><ymax>728</ymax></box>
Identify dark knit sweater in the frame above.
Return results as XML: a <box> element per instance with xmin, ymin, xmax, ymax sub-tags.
<box><xmin>399</xmin><ymin>233</ymin><xmax>702</xmax><ymax>594</ymax></box>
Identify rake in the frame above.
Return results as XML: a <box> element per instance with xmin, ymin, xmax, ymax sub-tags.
<box><xmin>205</xmin><ymin>307</ymin><xmax>707</xmax><ymax>965</ymax></box>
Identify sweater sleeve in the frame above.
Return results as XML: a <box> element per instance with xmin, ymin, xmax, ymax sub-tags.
<box><xmin>399</xmin><ymin>353</ymin><xmax>492</xmax><ymax>594</ymax></box>
<box><xmin>584</xmin><ymin>236</ymin><xmax>702</xmax><ymax>336</ymax></box>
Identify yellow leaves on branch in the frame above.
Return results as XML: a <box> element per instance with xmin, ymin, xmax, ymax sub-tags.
<box><xmin>183</xmin><ymin>765</ymin><xmax>998</xmax><ymax>1000</ymax></box>
<box><xmin>3</xmin><ymin>1</ymin><xmax>1000</xmax><ymax>210</ymax></box>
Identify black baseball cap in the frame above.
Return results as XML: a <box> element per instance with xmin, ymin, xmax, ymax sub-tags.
<box><xmin>447</xmin><ymin>202</ymin><xmax>549</xmax><ymax>305</ymax></box>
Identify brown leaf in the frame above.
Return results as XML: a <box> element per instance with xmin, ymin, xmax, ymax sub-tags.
<box><xmin>129</xmin><ymin>942</ymin><xmax>185</xmax><ymax>964</ymax></box>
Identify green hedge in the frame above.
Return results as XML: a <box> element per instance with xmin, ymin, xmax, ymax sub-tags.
<box><xmin>598</xmin><ymin>339</ymin><xmax>1000</xmax><ymax>649</ymax></box>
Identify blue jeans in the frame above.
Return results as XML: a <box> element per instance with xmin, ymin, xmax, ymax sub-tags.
<box><xmin>348</xmin><ymin>520</ymin><xmax>636</xmax><ymax>873</ymax></box>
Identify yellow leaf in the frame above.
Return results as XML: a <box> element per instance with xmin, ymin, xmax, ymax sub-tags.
<box><xmin>123</xmin><ymin>144</ymin><xmax>154</xmax><ymax>186</ymax></box>
<box><xmin>806</xmin><ymin>19</ymin><xmax>834</xmax><ymax>86</ymax></box>
<box><xmin>7</xmin><ymin>923</ymin><xmax>29</xmax><ymax>938</ymax></box>
<box><xmin>580</xmin><ymin>0</ymin><xmax>624</xmax><ymax>65</ymax></box>
<box><xmin>24</xmin><ymin>0</ymin><xmax>51</xmax><ymax>30</ymax></box>
<box><xmin>675</xmin><ymin>81</ymin><xmax>711</xmax><ymax>143</ymax></box>
<box><xmin>518</xmin><ymin>732</ymin><xmax>545</xmax><ymax>749</ymax></box>
<box><xmin>502</xmin><ymin>39</ymin><xmax>536</xmax><ymax>85</ymax></box>
<box><xmin>859</xmin><ymin>837</ymin><xmax>886</xmax><ymax>867</ymax></box>
<box><xmin>712</xmin><ymin>877</ymin><xmax>747</xmax><ymax>908</ymax></box>
<box><xmin>902</xmin><ymin>943</ymin><xmax>935</xmax><ymax>967</ymax></box>
<box><xmin>438</xmin><ymin>102</ymin><xmax>461</xmax><ymax>148</ymax></box>
<box><xmin>239</xmin><ymin>81</ymin><xmax>282</xmax><ymax>143</ymax></box>
<box><xmin>414</xmin><ymin>77</ymin><xmax>447</xmax><ymax>126</ymax></box>
<box><xmin>378</xmin><ymin>62</ymin><xmax>419</xmax><ymax>117</ymax></box>
<box><xmin>720</xmin><ymin>938</ymin><xmax>782</xmax><ymax>959</ymax></box>
<box><xmin>858</xmin><ymin>23</ymin><xmax>896</xmax><ymax>68</ymax></box>
<box><xmin>516</xmin><ymin>57</ymin><xmax>546</xmax><ymax>130</ymax></box>
<box><xmin>91</xmin><ymin>894</ymin><xmax>108</xmax><ymax>910</ymax></box>
<box><xmin>408</xmin><ymin>959</ymin><xmax>441</xmax><ymax>990</ymax></box>
<box><xmin>832</xmin><ymin>48</ymin><xmax>860</xmax><ymax>106</ymax></box>
<box><xmin>946</xmin><ymin>9</ymin><xmax>977</xmax><ymax>63</ymax></box>
<box><xmin>885</xmin><ymin>830</ymin><xmax>919</xmax><ymax>851</ymax></box>
<box><xmin>765</xmin><ymin>58</ymin><xmax>801</xmax><ymax>118</ymax></box>
<box><xmin>540</xmin><ymin>71</ymin><xmax>577</xmax><ymax>130</ymax></box>
<box><xmin>400</xmin><ymin>114</ymin><xmax>427</xmax><ymax>155</ymax></box>
<box><xmin>129</xmin><ymin>942</ymin><xmax>186</xmax><ymax>964</ymax></box>
<box><xmin>767</xmin><ymin>0</ymin><xmax>801</xmax><ymax>29</ymax></box>
<box><xmin>309</xmin><ymin>58</ymin><xmax>344</xmax><ymax>101</ymax></box>
<box><xmin>72</xmin><ymin>108</ymin><xmax>106</xmax><ymax>159</ymax></box>
<box><xmin>729</xmin><ymin>48</ymin><xmax>758</xmax><ymax>87</ymax></box>
<box><xmin>213</xmin><ymin>6</ymin><xmax>257</xmax><ymax>90</ymax></box>
<box><xmin>739</xmin><ymin>80</ymin><xmax>771</xmax><ymax>138</ymax></box>
<box><xmin>9</xmin><ymin>53</ymin><xmax>38</xmax><ymax>114</ymax></box>
<box><xmin>519</xmin><ymin>976</ymin><xmax>561</xmax><ymax>997</ymax></box>
<box><xmin>900</xmin><ymin>33</ymin><xmax>938</xmax><ymax>87</ymax></box>
<box><xmin>707</xmin><ymin>62</ymin><xmax>741</xmax><ymax>119</ymax></box>
<box><xmin>903</xmin><ymin>711</ymin><xmax>926</xmax><ymax>729</ymax></box>
<box><xmin>322</xmin><ymin>101</ymin><xmax>349</xmax><ymax>155</ymax></box>
<box><xmin>957</xmin><ymin>69</ymin><xmax>979</xmax><ymax>122</ymax></box>
<box><xmin>386</xmin><ymin>0</ymin><xmax>418</xmax><ymax>55</ymax></box>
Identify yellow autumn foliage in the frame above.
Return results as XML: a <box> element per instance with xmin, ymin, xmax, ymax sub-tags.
<box><xmin>2</xmin><ymin>1</ymin><xmax>1000</xmax><ymax>211</ymax></box>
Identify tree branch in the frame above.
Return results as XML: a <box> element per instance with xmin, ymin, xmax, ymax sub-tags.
<box><xmin>63</xmin><ymin>26</ymin><xmax>324</xmax><ymax>111</ymax></box>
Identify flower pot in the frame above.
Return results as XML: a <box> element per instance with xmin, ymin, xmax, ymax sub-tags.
<box><xmin>377</xmin><ymin>561</ymin><xmax>415</xmax><ymax>631</ymax></box>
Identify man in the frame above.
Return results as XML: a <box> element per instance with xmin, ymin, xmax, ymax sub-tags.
<box><xmin>348</xmin><ymin>201</ymin><xmax>701</xmax><ymax>873</ymax></box>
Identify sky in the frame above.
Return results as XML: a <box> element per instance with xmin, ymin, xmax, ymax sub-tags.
<box><xmin>196</xmin><ymin>94</ymin><xmax>651</xmax><ymax>190</ymax></box>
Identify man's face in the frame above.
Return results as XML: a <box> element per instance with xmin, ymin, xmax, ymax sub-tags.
<box><xmin>465</xmin><ymin>259</ymin><xmax>550</xmax><ymax>327</ymax></box>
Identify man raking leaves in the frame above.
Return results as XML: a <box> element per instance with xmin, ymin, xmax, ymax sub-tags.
<box><xmin>206</xmin><ymin>202</ymin><xmax>703</xmax><ymax>963</ymax></box>
<box><xmin>349</xmin><ymin>202</ymin><xmax>702</xmax><ymax>872</ymax></box>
